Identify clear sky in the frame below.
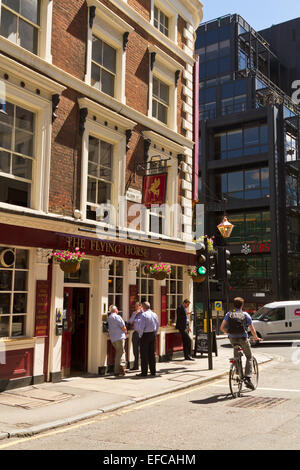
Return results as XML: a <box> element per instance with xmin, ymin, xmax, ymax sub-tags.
<box><xmin>201</xmin><ymin>0</ymin><xmax>300</xmax><ymax>31</ymax></box>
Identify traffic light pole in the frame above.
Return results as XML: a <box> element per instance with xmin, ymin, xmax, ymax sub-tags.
<box><xmin>204</xmin><ymin>237</ymin><xmax>213</xmax><ymax>370</ymax></box>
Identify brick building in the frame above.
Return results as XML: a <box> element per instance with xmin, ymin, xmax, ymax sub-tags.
<box><xmin>0</xmin><ymin>0</ymin><xmax>203</xmax><ymax>388</ymax></box>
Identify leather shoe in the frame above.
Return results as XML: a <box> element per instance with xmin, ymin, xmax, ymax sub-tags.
<box><xmin>136</xmin><ymin>373</ymin><xmax>147</xmax><ymax>377</ymax></box>
<box><xmin>185</xmin><ymin>356</ymin><xmax>195</xmax><ymax>361</ymax></box>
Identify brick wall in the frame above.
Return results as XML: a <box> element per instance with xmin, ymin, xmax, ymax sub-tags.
<box><xmin>127</xmin><ymin>0</ymin><xmax>151</xmax><ymax>20</ymax></box>
<box><xmin>52</xmin><ymin>0</ymin><xmax>87</xmax><ymax>80</ymax></box>
<box><xmin>49</xmin><ymin>88</ymin><xmax>82</xmax><ymax>216</ymax></box>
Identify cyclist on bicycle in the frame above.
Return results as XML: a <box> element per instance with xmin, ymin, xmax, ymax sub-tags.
<box><xmin>220</xmin><ymin>297</ymin><xmax>262</xmax><ymax>390</ymax></box>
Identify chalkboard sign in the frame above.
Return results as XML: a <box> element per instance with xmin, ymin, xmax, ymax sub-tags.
<box><xmin>194</xmin><ymin>331</ymin><xmax>218</xmax><ymax>356</ymax></box>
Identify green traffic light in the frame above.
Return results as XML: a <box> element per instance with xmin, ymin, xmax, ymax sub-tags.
<box><xmin>197</xmin><ymin>266</ymin><xmax>206</xmax><ymax>276</ymax></box>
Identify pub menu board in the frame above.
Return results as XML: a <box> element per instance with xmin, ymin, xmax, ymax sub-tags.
<box><xmin>195</xmin><ymin>331</ymin><xmax>218</xmax><ymax>356</ymax></box>
<box><xmin>35</xmin><ymin>280</ymin><xmax>50</xmax><ymax>337</ymax></box>
<box><xmin>161</xmin><ymin>285</ymin><xmax>167</xmax><ymax>326</ymax></box>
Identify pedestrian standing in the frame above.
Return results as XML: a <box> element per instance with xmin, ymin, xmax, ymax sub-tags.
<box><xmin>107</xmin><ymin>306</ymin><xmax>127</xmax><ymax>377</ymax></box>
<box><xmin>136</xmin><ymin>301</ymin><xmax>159</xmax><ymax>377</ymax></box>
<box><xmin>176</xmin><ymin>299</ymin><xmax>195</xmax><ymax>361</ymax></box>
<box><xmin>129</xmin><ymin>301</ymin><xmax>142</xmax><ymax>370</ymax></box>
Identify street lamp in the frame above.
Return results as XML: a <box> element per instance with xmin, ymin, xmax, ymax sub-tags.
<box><xmin>217</xmin><ymin>216</ymin><xmax>234</xmax><ymax>239</ymax></box>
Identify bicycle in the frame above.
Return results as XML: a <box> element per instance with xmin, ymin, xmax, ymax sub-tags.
<box><xmin>229</xmin><ymin>345</ymin><xmax>259</xmax><ymax>398</ymax></box>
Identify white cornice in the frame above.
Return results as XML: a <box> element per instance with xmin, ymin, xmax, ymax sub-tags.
<box><xmin>87</xmin><ymin>0</ymin><xmax>134</xmax><ymax>34</ymax></box>
<box><xmin>143</xmin><ymin>130</ymin><xmax>187</xmax><ymax>153</ymax></box>
<box><xmin>148</xmin><ymin>44</ymin><xmax>185</xmax><ymax>72</ymax></box>
<box><xmin>0</xmin><ymin>53</ymin><xmax>65</xmax><ymax>95</ymax></box>
<box><xmin>78</xmin><ymin>97</ymin><xmax>136</xmax><ymax>129</ymax></box>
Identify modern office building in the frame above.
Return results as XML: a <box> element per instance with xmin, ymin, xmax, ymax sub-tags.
<box><xmin>195</xmin><ymin>15</ymin><xmax>300</xmax><ymax>313</ymax></box>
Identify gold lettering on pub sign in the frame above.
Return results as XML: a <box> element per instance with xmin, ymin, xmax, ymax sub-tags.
<box><xmin>65</xmin><ymin>237</ymin><xmax>149</xmax><ymax>258</ymax></box>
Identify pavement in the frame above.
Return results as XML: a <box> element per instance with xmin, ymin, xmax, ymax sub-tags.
<box><xmin>0</xmin><ymin>339</ymin><xmax>273</xmax><ymax>440</ymax></box>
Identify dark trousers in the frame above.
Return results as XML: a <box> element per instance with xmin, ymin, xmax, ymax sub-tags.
<box><xmin>180</xmin><ymin>328</ymin><xmax>192</xmax><ymax>359</ymax></box>
<box><xmin>140</xmin><ymin>331</ymin><xmax>156</xmax><ymax>375</ymax></box>
<box><xmin>132</xmin><ymin>330</ymin><xmax>140</xmax><ymax>369</ymax></box>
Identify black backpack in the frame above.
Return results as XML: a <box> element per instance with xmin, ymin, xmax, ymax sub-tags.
<box><xmin>227</xmin><ymin>311</ymin><xmax>247</xmax><ymax>335</ymax></box>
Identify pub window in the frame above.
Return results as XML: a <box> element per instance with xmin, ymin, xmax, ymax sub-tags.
<box><xmin>166</xmin><ymin>265</ymin><xmax>183</xmax><ymax>325</ymax></box>
<box><xmin>64</xmin><ymin>260</ymin><xmax>90</xmax><ymax>284</ymax></box>
<box><xmin>154</xmin><ymin>6</ymin><xmax>169</xmax><ymax>37</ymax></box>
<box><xmin>152</xmin><ymin>76</ymin><xmax>169</xmax><ymax>125</ymax></box>
<box><xmin>91</xmin><ymin>35</ymin><xmax>116</xmax><ymax>97</ymax></box>
<box><xmin>108</xmin><ymin>260</ymin><xmax>123</xmax><ymax>317</ymax></box>
<box><xmin>1</xmin><ymin>0</ymin><xmax>40</xmax><ymax>54</ymax></box>
<box><xmin>0</xmin><ymin>246</ymin><xmax>29</xmax><ymax>338</ymax></box>
<box><xmin>86</xmin><ymin>135</ymin><xmax>113</xmax><ymax>221</ymax></box>
<box><xmin>0</xmin><ymin>101</ymin><xmax>35</xmax><ymax>208</ymax></box>
<box><xmin>136</xmin><ymin>263</ymin><xmax>154</xmax><ymax>308</ymax></box>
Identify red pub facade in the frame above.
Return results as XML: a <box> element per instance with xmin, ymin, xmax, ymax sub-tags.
<box><xmin>0</xmin><ymin>0</ymin><xmax>203</xmax><ymax>389</ymax></box>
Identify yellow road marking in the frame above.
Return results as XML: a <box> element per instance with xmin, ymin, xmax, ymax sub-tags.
<box><xmin>0</xmin><ymin>378</ymin><xmax>225</xmax><ymax>449</ymax></box>
<box><xmin>0</xmin><ymin>420</ymin><xmax>96</xmax><ymax>450</ymax></box>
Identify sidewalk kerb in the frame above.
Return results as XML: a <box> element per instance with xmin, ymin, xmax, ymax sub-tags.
<box><xmin>99</xmin><ymin>400</ymin><xmax>136</xmax><ymax>413</ymax></box>
<box><xmin>0</xmin><ymin>353</ymin><xmax>273</xmax><ymax>440</ymax></box>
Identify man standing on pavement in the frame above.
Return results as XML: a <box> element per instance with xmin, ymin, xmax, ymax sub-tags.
<box><xmin>220</xmin><ymin>297</ymin><xmax>262</xmax><ymax>390</ymax></box>
<box><xmin>128</xmin><ymin>301</ymin><xmax>142</xmax><ymax>370</ymax></box>
<box><xmin>107</xmin><ymin>306</ymin><xmax>127</xmax><ymax>377</ymax></box>
<box><xmin>176</xmin><ymin>299</ymin><xmax>195</xmax><ymax>361</ymax></box>
<box><xmin>136</xmin><ymin>301</ymin><xmax>159</xmax><ymax>377</ymax></box>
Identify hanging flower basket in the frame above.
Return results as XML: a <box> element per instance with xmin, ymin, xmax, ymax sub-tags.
<box><xmin>52</xmin><ymin>247</ymin><xmax>85</xmax><ymax>274</ymax></box>
<box><xmin>187</xmin><ymin>266</ymin><xmax>197</xmax><ymax>278</ymax></box>
<box><xmin>193</xmin><ymin>275</ymin><xmax>206</xmax><ymax>283</ymax></box>
<box><xmin>60</xmin><ymin>261</ymin><xmax>81</xmax><ymax>274</ymax></box>
<box><xmin>149</xmin><ymin>263</ymin><xmax>171</xmax><ymax>280</ymax></box>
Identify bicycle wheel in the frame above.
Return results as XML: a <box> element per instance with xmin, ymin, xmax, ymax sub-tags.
<box><xmin>251</xmin><ymin>357</ymin><xmax>259</xmax><ymax>390</ymax></box>
<box><xmin>229</xmin><ymin>364</ymin><xmax>242</xmax><ymax>398</ymax></box>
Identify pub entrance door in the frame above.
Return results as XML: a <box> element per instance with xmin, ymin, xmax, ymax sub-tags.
<box><xmin>62</xmin><ymin>287</ymin><xmax>89</xmax><ymax>377</ymax></box>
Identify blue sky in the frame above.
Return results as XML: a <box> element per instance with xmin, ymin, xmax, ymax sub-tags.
<box><xmin>201</xmin><ymin>0</ymin><xmax>300</xmax><ymax>31</ymax></box>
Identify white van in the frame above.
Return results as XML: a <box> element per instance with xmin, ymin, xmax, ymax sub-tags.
<box><xmin>250</xmin><ymin>301</ymin><xmax>300</xmax><ymax>344</ymax></box>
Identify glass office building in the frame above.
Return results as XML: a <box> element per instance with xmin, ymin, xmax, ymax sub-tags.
<box><xmin>195</xmin><ymin>15</ymin><xmax>300</xmax><ymax>312</ymax></box>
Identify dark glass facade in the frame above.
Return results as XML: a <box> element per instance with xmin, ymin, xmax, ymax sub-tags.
<box><xmin>195</xmin><ymin>14</ymin><xmax>300</xmax><ymax>311</ymax></box>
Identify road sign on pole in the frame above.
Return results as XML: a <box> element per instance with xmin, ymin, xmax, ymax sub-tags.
<box><xmin>214</xmin><ymin>301</ymin><xmax>223</xmax><ymax>311</ymax></box>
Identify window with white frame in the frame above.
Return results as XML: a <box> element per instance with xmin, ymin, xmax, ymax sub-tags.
<box><xmin>108</xmin><ymin>260</ymin><xmax>123</xmax><ymax>316</ymax></box>
<box><xmin>0</xmin><ymin>246</ymin><xmax>29</xmax><ymax>337</ymax></box>
<box><xmin>149</xmin><ymin>205</ymin><xmax>165</xmax><ymax>235</ymax></box>
<box><xmin>166</xmin><ymin>265</ymin><xmax>183</xmax><ymax>325</ymax></box>
<box><xmin>91</xmin><ymin>35</ymin><xmax>116</xmax><ymax>97</ymax></box>
<box><xmin>152</xmin><ymin>76</ymin><xmax>169</xmax><ymax>125</ymax></box>
<box><xmin>0</xmin><ymin>100</ymin><xmax>35</xmax><ymax>207</ymax></box>
<box><xmin>1</xmin><ymin>0</ymin><xmax>40</xmax><ymax>54</ymax></box>
<box><xmin>154</xmin><ymin>5</ymin><xmax>169</xmax><ymax>37</ymax></box>
<box><xmin>86</xmin><ymin>135</ymin><xmax>113</xmax><ymax>221</ymax></box>
<box><xmin>136</xmin><ymin>263</ymin><xmax>154</xmax><ymax>307</ymax></box>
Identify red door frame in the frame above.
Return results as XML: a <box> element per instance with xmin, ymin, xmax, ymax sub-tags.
<box><xmin>62</xmin><ymin>287</ymin><xmax>73</xmax><ymax>377</ymax></box>
<box><xmin>62</xmin><ymin>287</ymin><xmax>89</xmax><ymax>376</ymax></box>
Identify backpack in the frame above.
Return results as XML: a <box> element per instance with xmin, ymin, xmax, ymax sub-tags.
<box><xmin>227</xmin><ymin>311</ymin><xmax>247</xmax><ymax>335</ymax></box>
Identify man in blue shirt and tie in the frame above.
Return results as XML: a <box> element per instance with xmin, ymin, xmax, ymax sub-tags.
<box><xmin>136</xmin><ymin>301</ymin><xmax>159</xmax><ymax>377</ymax></box>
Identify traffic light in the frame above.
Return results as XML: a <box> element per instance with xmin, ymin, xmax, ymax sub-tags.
<box><xmin>208</xmin><ymin>250</ymin><xmax>217</xmax><ymax>279</ymax></box>
<box><xmin>196</xmin><ymin>242</ymin><xmax>207</xmax><ymax>278</ymax></box>
<box><xmin>216</xmin><ymin>247</ymin><xmax>231</xmax><ymax>281</ymax></box>
<box><xmin>224</xmin><ymin>249</ymin><xmax>231</xmax><ymax>280</ymax></box>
